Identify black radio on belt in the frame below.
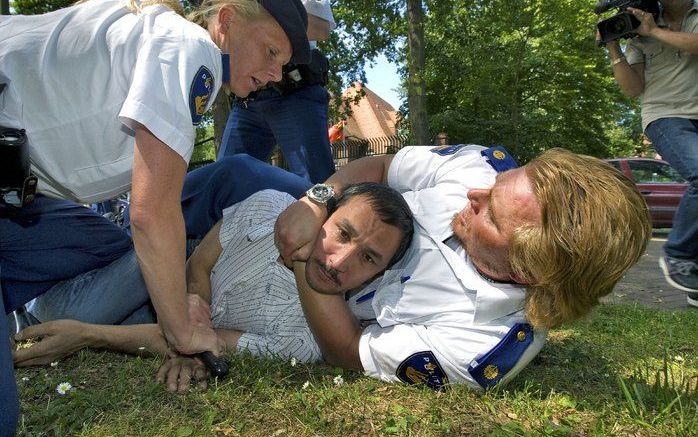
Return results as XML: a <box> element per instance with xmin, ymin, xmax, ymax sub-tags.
<box><xmin>0</xmin><ymin>126</ymin><xmax>38</xmax><ymax>207</ymax></box>
<box><xmin>272</xmin><ymin>48</ymin><xmax>330</xmax><ymax>96</ymax></box>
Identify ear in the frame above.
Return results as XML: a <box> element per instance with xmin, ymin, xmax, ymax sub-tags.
<box><xmin>216</xmin><ymin>6</ymin><xmax>236</xmax><ymax>33</ymax></box>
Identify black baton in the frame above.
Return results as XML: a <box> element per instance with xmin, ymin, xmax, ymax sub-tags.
<box><xmin>198</xmin><ymin>351</ymin><xmax>230</xmax><ymax>378</ymax></box>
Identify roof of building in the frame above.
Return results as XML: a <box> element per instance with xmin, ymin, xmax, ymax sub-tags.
<box><xmin>340</xmin><ymin>82</ymin><xmax>398</xmax><ymax>140</ymax></box>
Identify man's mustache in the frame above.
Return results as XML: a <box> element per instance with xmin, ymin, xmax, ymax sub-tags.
<box><xmin>314</xmin><ymin>259</ymin><xmax>341</xmax><ymax>287</ymax></box>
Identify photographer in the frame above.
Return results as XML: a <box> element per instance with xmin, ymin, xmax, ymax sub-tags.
<box><xmin>603</xmin><ymin>0</ymin><xmax>698</xmax><ymax>305</ymax></box>
<box><xmin>218</xmin><ymin>0</ymin><xmax>336</xmax><ymax>184</ymax></box>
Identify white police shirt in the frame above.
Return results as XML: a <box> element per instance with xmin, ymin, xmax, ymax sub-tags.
<box><xmin>348</xmin><ymin>145</ymin><xmax>547</xmax><ymax>390</ymax></box>
<box><xmin>0</xmin><ymin>0</ymin><xmax>221</xmax><ymax>203</ymax></box>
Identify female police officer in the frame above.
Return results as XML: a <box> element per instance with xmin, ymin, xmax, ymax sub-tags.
<box><xmin>0</xmin><ymin>0</ymin><xmax>308</xmax><ymax>432</ymax></box>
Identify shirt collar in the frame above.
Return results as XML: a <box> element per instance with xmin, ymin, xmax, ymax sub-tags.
<box><xmin>220</xmin><ymin>53</ymin><xmax>230</xmax><ymax>85</ymax></box>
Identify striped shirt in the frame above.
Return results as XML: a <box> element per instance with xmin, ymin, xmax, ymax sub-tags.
<box><xmin>209</xmin><ymin>190</ymin><xmax>322</xmax><ymax>363</ymax></box>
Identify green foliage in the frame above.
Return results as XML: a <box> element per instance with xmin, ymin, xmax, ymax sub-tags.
<box><xmin>422</xmin><ymin>0</ymin><xmax>639</xmax><ymax>161</ymax></box>
<box><xmin>11</xmin><ymin>0</ymin><xmax>72</xmax><ymax>14</ymax></box>
<box><xmin>322</xmin><ymin>1</ymin><xmax>406</xmax><ymax>120</ymax></box>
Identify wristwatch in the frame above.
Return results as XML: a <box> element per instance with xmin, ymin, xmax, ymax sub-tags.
<box><xmin>306</xmin><ymin>183</ymin><xmax>336</xmax><ymax>211</ymax></box>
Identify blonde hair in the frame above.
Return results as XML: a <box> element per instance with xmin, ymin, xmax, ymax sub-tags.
<box><xmin>508</xmin><ymin>148</ymin><xmax>651</xmax><ymax>329</ymax></box>
<box><xmin>186</xmin><ymin>0</ymin><xmax>264</xmax><ymax>27</ymax></box>
<box><xmin>122</xmin><ymin>0</ymin><xmax>265</xmax><ymax>25</ymax></box>
<box><xmin>124</xmin><ymin>0</ymin><xmax>184</xmax><ymax>16</ymax></box>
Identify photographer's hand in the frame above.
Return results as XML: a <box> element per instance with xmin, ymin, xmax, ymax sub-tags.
<box><xmin>628</xmin><ymin>7</ymin><xmax>658</xmax><ymax>37</ymax></box>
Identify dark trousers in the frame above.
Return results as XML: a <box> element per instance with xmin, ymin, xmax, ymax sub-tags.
<box><xmin>219</xmin><ymin>85</ymin><xmax>335</xmax><ymax>184</ymax></box>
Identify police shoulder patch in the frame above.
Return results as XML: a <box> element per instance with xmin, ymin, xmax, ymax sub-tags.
<box><xmin>430</xmin><ymin>144</ymin><xmax>466</xmax><ymax>156</ymax></box>
<box><xmin>189</xmin><ymin>65</ymin><xmax>214</xmax><ymax>125</ymax></box>
<box><xmin>396</xmin><ymin>351</ymin><xmax>449</xmax><ymax>391</ymax></box>
<box><xmin>467</xmin><ymin>323</ymin><xmax>533</xmax><ymax>389</ymax></box>
<box><xmin>481</xmin><ymin>145</ymin><xmax>518</xmax><ymax>172</ymax></box>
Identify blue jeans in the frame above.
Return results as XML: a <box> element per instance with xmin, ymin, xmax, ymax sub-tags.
<box><xmin>645</xmin><ymin>117</ymin><xmax>698</xmax><ymax>260</ymax></box>
<box><xmin>0</xmin><ymin>197</ymin><xmax>134</xmax><ymax>314</ymax></box>
<box><xmin>218</xmin><ymin>84</ymin><xmax>335</xmax><ymax>184</ymax></box>
<box><xmin>23</xmin><ymin>249</ymin><xmax>155</xmax><ymax>326</ymax></box>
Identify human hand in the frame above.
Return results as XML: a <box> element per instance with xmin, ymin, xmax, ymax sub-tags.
<box><xmin>156</xmin><ymin>355</ymin><xmax>209</xmax><ymax>392</ymax></box>
<box><xmin>172</xmin><ymin>323</ymin><xmax>222</xmax><ymax>357</ymax></box>
<box><xmin>187</xmin><ymin>294</ymin><xmax>213</xmax><ymax>329</ymax></box>
<box><xmin>274</xmin><ymin>197</ymin><xmax>326</xmax><ymax>268</ymax></box>
<box><xmin>13</xmin><ymin>320</ymin><xmax>87</xmax><ymax>367</ymax></box>
<box><xmin>628</xmin><ymin>7</ymin><xmax>658</xmax><ymax>36</ymax></box>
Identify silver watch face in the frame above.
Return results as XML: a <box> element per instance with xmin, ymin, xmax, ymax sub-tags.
<box><xmin>307</xmin><ymin>184</ymin><xmax>334</xmax><ymax>203</ymax></box>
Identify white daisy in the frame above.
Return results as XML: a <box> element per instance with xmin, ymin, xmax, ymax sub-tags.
<box><xmin>290</xmin><ymin>357</ymin><xmax>297</xmax><ymax>367</ymax></box>
<box><xmin>333</xmin><ymin>375</ymin><xmax>344</xmax><ymax>386</ymax></box>
<box><xmin>50</xmin><ymin>361</ymin><xmax>58</xmax><ymax>367</ymax></box>
<box><xmin>56</xmin><ymin>382</ymin><xmax>72</xmax><ymax>395</ymax></box>
<box><xmin>302</xmin><ymin>381</ymin><xmax>311</xmax><ymax>390</ymax></box>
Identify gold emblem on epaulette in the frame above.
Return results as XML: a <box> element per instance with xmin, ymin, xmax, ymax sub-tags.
<box><xmin>493</xmin><ymin>150</ymin><xmax>506</xmax><ymax>160</ymax></box>
<box><xmin>517</xmin><ymin>330</ymin><xmax>527</xmax><ymax>342</ymax></box>
<box><xmin>483</xmin><ymin>364</ymin><xmax>499</xmax><ymax>380</ymax></box>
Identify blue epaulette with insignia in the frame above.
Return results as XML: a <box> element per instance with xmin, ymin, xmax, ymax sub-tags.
<box><xmin>467</xmin><ymin>323</ymin><xmax>533</xmax><ymax>389</ymax></box>
<box><xmin>481</xmin><ymin>145</ymin><xmax>518</xmax><ymax>172</ymax></box>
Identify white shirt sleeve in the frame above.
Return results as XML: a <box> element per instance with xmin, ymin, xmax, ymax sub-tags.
<box><xmin>118</xmin><ymin>35</ymin><xmax>220</xmax><ymax>163</ymax></box>
<box><xmin>358</xmin><ymin>323</ymin><xmax>482</xmax><ymax>390</ymax></box>
<box><xmin>301</xmin><ymin>0</ymin><xmax>336</xmax><ymax>30</ymax></box>
<box><xmin>386</xmin><ymin>145</ymin><xmax>495</xmax><ymax>240</ymax></box>
<box><xmin>387</xmin><ymin>145</ymin><xmax>488</xmax><ymax>193</ymax></box>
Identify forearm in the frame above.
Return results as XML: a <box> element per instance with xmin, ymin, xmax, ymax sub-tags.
<box><xmin>293</xmin><ymin>262</ymin><xmax>362</xmax><ymax>370</ymax></box>
<box><xmin>325</xmin><ymin>154</ymin><xmax>394</xmax><ymax>195</ymax></box>
<box><xmin>214</xmin><ymin>329</ymin><xmax>243</xmax><ymax>353</ymax></box>
<box><xmin>131</xmin><ymin>127</ymin><xmax>193</xmax><ymax>351</ymax></box>
<box><xmin>606</xmin><ymin>42</ymin><xmax>644</xmax><ymax>97</ymax></box>
<box><xmin>89</xmin><ymin>323</ymin><xmax>171</xmax><ymax>357</ymax></box>
<box><xmin>185</xmin><ymin>221</ymin><xmax>223</xmax><ymax>304</ymax></box>
<box><xmin>649</xmin><ymin>27</ymin><xmax>698</xmax><ymax>54</ymax></box>
<box><xmin>186</xmin><ymin>261</ymin><xmax>213</xmax><ymax>303</ymax></box>
<box><xmin>132</xmin><ymin>207</ymin><xmax>190</xmax><ymax>348</ymax></box>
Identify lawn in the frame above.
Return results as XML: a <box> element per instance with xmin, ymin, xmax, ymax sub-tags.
<box><xmin>15</xmin><ymin>304</ymin><xmax>698</xmax><ymax>436</ymax></box>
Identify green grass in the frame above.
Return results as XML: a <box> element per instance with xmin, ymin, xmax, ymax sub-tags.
<box><xmin>15</xmin><ymin>304</ymin><xmax>698</xmax><ymax>436</ymax></box>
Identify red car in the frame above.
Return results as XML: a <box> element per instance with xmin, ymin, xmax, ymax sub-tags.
<box><xmin>606</xmin><ymin>158</ymin><xmax>688</xmax><ymax>228</ymax></box>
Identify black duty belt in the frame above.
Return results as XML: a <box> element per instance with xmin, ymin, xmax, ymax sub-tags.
<box><xmin>236</xmin><ymin>48</ymin><xmax>330</xmax><ymax>105</ymax></box>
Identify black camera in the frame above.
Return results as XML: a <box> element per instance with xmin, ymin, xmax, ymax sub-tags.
<box><xmin>595</xmin><ymin>0</ymin><xmax>660</xmax><ymax>44</ymax></box>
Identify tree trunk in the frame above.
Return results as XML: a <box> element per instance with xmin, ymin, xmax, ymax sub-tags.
<box><xmin>212</xmin><ymin>90</ymin><xmax>231</xmax><ymax>156</ymax></box>
<box><xmin>1</xmin><ymin>0</ymin><xmax>10</xmax><ymax>15</ymax></box>
<box><xmin>406</xmin><ymin>0</ymin><xmax>429</xmax><ymax>145</ymax></box>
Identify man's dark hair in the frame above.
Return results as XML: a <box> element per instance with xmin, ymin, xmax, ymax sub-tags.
<box><xmin>329</xmin><ymin>182</ymin><xmax>414</xmax><ymax>268</ymax></box>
